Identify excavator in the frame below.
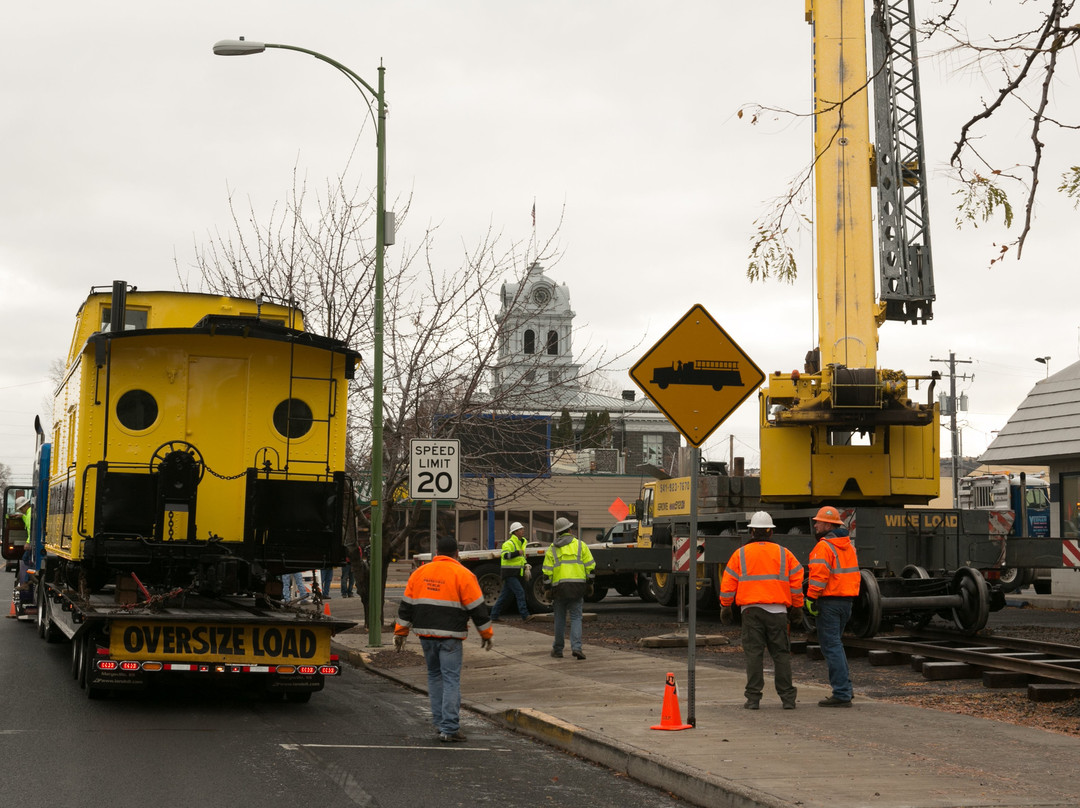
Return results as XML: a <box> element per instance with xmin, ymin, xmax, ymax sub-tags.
<box><xmin>759</xmin><ymin>0</ymin><xmax>940</xmax><ymax>505</ymax></box>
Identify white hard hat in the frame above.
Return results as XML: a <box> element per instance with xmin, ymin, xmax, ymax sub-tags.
<box><xmin>509</xmin><ymin>521</ymin><xmax>525</xmax><ymax>534</ymax></box>
<box><xmin>15</xmin><ymin>496</ymin><xmax>30</xmax><ymax>510</ymax></box>
<box><xmin>554</xmin><ymin>517</ymin><xmax>574</xmax><ymax>533</ymax></box>
<box><xmin>748</xmin><ymin>511</ymin><xmax>775</xmax><ymax>530</ymax></box>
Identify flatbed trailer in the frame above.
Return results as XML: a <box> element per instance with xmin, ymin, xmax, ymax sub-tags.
<box><xmin>415</xmin><ymin>541</ymin><xmax>669</xmax><ymax>612</ymax></box>
<box><xmin>36</xmin><ymin>577</ymin><xmax>354</xmax><ymax>701</ymax></box>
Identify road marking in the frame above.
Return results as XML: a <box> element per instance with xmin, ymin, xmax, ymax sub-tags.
<box><xmin>280</xmin><ymin>743</ymin><xmax>509</xmax><ymax>752</ymax></box>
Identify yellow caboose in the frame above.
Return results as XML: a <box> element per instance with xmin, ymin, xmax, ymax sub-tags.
<box><xmin>46</xmin><ymin>281</ymin><xmax>360</xmax><ymax>594</ymax></box>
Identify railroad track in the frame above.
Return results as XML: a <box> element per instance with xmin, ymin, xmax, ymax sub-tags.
<box><xmin>794</xmin><ymin>629</ymin><xmax>1080</xmax><ymax>702</ymax></box>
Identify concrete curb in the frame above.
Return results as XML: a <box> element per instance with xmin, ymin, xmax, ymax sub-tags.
<box><xmin>497</xmin><ymin>707</ymin><xmax>789</xmax><ymax>808</ymax></box>
<box><xmin>332</xmin><ymin>639</ymin><xmax>786</xmax><ymax>808</ymax></box>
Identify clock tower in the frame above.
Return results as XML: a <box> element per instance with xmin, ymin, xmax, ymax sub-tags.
<box><xmin>491</xmin><ymin>261</ymin><xmax>581</xmax><ymax>405</ymax></box>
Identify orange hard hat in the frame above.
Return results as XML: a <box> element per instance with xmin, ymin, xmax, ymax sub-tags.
<box><xmin>814</xmin><ymin>506</ymin><xmax>843</xmax><ymax>524</ymax></box>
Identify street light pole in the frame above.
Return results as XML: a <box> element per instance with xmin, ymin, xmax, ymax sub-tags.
<box><xmin>1035</xmin><ymin>356</ymin><xmax>1051</xmax><ymax>378</ymax></box>
<box><xmin>213</xmin><ymin>38</ymin><xmax>388</xmax><ymax>645</ymax></box>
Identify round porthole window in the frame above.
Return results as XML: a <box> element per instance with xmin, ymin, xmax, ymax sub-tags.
<box><xmin>116</xmin><ymin>389</ymin><xmax>158</xmax><ymax>431</ymax></box>
<box><xmin>273</xmin><ymin>398</ymin><xmax>313</xmax><ymax>438</ymax></box>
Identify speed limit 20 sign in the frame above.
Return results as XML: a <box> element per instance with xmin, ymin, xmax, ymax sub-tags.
<box><xmin>409</xmin><ymin>439</ymin><xmax>460</xmax><ymax>500</ymax></box>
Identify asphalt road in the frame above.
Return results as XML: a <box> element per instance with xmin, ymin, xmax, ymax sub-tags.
<box><xmin>0</xmin><ymin>596</ymin><xmax>685</xmax><ymax>808</ymax></box>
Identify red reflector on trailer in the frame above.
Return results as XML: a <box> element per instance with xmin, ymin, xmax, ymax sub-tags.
<box><xmin>95</xmin><ymin>647</ymin><xmax>111</xmax><ymax>656</ymax></box>
<box><xmin>330</xmin><ymin>654</ymin><xmax>339</xmax><ymax>662</ymax></box>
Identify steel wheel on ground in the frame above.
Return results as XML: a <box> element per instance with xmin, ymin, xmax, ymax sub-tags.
<box><xmin>951</xmin><ymin>566</ymin><xmax>990</xmax><ymax>634</ymax></box>
<box><xmin>847</xmin><ymin>570</ymin><xmax>882</xmax><ymax>638</ymax></box>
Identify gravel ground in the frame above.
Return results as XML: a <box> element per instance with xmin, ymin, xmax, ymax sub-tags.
<box><xmin>512</xmin><ymin>606</ymin><xmax>1080</xmax><ymax>738</ymax></box>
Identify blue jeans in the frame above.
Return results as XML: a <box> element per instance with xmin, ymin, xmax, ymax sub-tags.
<box><xmin>552</xmin><ymin>596</ymin><xmax>583</xmax><ymax>654</ymax></box>
<box><xmin>420</xmin><ymin>637</ymin><xmax>463</xmax><ymax>734</ymax></box>
<box><xmin>320</xmin><ymin>568</ymin><xmax>334</xmax><ymax>596</ymax></box>
<box><xmin>340</xmin><ymin>563</ymin><xmax>354</xmax><ymax>595</ymax></box>
<box><xmin>490</xmin><ymin>574</ymin><xmax>529</xmax><ymax>619</ymax></box>
<box><xmin>281</xmin><ymin>572</ymin><xmax>307</xmax><ymax>603</ymax></box>
<box><xmin>816</xmin><ymin>597</ymin><xmax>853</xmax><ymax>701</ymax></box>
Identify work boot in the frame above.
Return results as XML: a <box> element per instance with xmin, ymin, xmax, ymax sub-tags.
<box><xmin>551</xmin><ymin>649</ymin><xmax>563</xmax><ymax>658</ymax></box>
<box><xmin>572</xmin><ymin>649</ymin><xmax>586</xmax><ymax>660</ymax></box>
<box><xmin>438</xmin><ymin>730</ymin><xmax>466</xmax><ymax>742</ymax></box>
<box><xmin>782</xmin><ymin>701</ymin><xmax>797</xmax><ymax>710</ymax></box>
<box><xmin>818</xmin><ymin>696</ymin><xmax>852</xmax><ymax>708</ymax></box>
<box><xmin>744</xmin><ymin>699</ymin><xmax>760</xmax><ymax>710</ymax></box>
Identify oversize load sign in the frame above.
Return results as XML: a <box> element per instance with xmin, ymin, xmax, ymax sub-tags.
<box><xmin>111</xmin><ymin>621</ymin><xmax>333</xmax><ymax>664</ymax></box>
<box><xmin>629</xmin><ymin>303</ymin><xmax>765</xmax><ymax>447</ymax></box>
<box><xmin>410</xmin><ymin>438</ymin><xmax>461</xmax><ymax>500</ymax></box>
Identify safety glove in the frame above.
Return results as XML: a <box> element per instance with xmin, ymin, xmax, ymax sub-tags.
<box><xmin>523</xmin><ymin>565</ymin><xmax>533</xmax><ymax>582</ymax></box>
<box><xmin>481</xmin><ymin>637</ymin><xmax>493</xmax><ymax>651</ymax></box>
<box><xmin>720</xmin><ymin>605</ymin><xmax>734</xmax><ymax>625</ymax></box>
<box><xmin>787</xmin><ymin>606</ymin><xmax>803</xmax><ymax>624</ymax></box>
<box><xmin>804</xmin><ymin>598</ymin><xmax>819</xmax><ymax>617</ymax></box>
<box><xmin>394</xmin><ymin>634</ymin><xmax>406</xmax><ymax>652</ymax></box>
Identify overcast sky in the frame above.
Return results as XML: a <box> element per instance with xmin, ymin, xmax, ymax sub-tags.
<box><xmin>2</xmin><ymin>1</ymin><xmax>1076</xmax><ymax>483</ymax></box>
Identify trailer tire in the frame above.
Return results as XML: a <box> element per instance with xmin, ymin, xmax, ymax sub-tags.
<box><xmin>637</xmin><ymin>574</ymin><xmax>656</xmax><ymax>603</ymax></box>
<box><xmin>997</xmin><ymin>566</ymin><xmax>1025</xmax><ymax>593</ymax></box>
<box><xmin>474</xmin><ymin>563</ymin><xmax>503</xmax><ymax>609</ymax></box>
<box><xmin>525</xmin><ymin>572</ymin><xmax>552</xmax><ymax>612</ymax></box>
<box><xmin>584</xmin><ymin>584</ymin><xmax>608</xmax><ymax>603</ymax></box>
<box><xmin>649</xmin><ymin>572</ymin><xmax>678</xmax><ymax>607</ymax></box>
<box><xmin>37</xmin><ymin>586</ymin><xmax>61</xmax><ymax>643</ymax></box>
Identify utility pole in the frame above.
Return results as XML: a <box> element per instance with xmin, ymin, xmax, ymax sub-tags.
<box><xmin>930</xmin><ymin>351</ymin><xmax>974</xmax><ymax>505</ymax></box>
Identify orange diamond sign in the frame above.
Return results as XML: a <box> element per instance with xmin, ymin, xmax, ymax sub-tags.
<box><xmin>630</xmin><ymin>304</ymin><xmax>765</xmax><ymax>447</ymax></box>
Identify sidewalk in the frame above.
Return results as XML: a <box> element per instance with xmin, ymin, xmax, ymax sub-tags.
<box><xmin>328</xmin><ymin>564</ymin><xmax>1080</xmax><ymax>808</ymax></box>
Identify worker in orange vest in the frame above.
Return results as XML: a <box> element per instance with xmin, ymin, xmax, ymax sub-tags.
<box><xmin>805</xmin><ymin>505</ymin><xmax>860</xmax><ymax>707</ymax></box>
<box><xmin>719</xmin><ymin>511</ymin><xmax>804</xmax><ymax>710</ymax></box>
<box><xmin>394</xmin><ymin>534</ymin><xmax>494</xmax><ymax>742</ymax></box>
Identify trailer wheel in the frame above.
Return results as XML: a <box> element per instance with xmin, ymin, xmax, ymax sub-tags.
<box><xmin>37</xmin><ymin>587</ymin><xmax>62</xmax><ymax>643</ymax></box>
<box><xmin>584</xmin><ymin>584</ymin><xmax>608</xmax><ymax>603</ymax></box>
<box><xmin>77</xmin><ymin>634</ymin><xmax>90</xmax><ymax>689</ymax></box>
<box><xmin>636</xmin><ymin>574</ymin><xmax>656</xmax><ymax>603</ymax></box>
<box><xmin>526</xmin><ymin>570</ymin><xmax>552</xmax><ymax>613</ymax></box>
<box><xmin>649</xmin><ymin>572</ymin><xmax>678</xmax><ymax>607</ymax></box>
<box><xmin>848</xmin><ymin>570</ymin><xmax>882</xmax><ymax>638</ymax></box>
<box><xmin>474</xmin><ymin>563</ymin><xmax>503</xmax><ymax>608</ymax></box>
<box><xmin>70</xmin><ymin>634</ymin><xmax>82</xmax><ymax>679</ymax></box>
<box><xmin>951</xmin><ymin>567</ymin><xmax>990</xmax><ymax>634</ymax></box>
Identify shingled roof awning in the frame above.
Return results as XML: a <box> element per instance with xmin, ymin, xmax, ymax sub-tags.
<box><xmin>980</xmin><ymin>360</ymin><xmax>1080</xmax><ymax>465</ymax></box>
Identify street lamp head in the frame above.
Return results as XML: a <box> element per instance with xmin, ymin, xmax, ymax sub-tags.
<box><xmin>1035</xmin><ymin>356</ymin><xmax>1050</xmax><ymax>364</ymax></box>
<box><xmin>213</xmin><ymin>38</ymin><xmax>266</xmax><ymax>56</ymax></box>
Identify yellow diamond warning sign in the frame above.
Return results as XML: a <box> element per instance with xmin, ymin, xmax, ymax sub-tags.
<box><xmin>629</xmin><ymin>304</ymin><xmax>765</xmax><ymax>447</ymax></box>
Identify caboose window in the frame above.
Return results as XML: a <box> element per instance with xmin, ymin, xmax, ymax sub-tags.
<box><xmin>273</xmin><ymin>399</ymin><xmax>313</xmax><ymax>439</ymax></box>
<box><xmin>116</xmin><ymin>389</ymin><xmax>158</xmax><ymax>431</ymax></box>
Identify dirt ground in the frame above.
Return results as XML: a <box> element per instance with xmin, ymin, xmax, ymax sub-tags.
<box><xmin>512</xmin><ymin>607</ymin><xmax>1080</xmax><ymax>738</ymax></box>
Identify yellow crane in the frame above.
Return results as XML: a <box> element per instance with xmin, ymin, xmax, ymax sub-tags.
<box><xmin>760</xmin><ymin>0</ymin><xmax>939</xmax><ymax>504</ymax></box>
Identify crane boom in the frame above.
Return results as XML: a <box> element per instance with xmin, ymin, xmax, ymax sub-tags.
<box><xmin>758</xmin><ymin>0</ymin><xmax>939</xmax><ymax>505</ymax></box>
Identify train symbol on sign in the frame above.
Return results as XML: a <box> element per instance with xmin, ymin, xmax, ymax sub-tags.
<box><xmin>651</xmin><ymin>360</ymin><xmax>742</xmax><ymax>391</ymax></box>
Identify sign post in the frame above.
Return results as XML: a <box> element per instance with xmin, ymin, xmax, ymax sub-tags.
<box><xmin>410</xmin><ymin>439</ymin><xmax>460</xmax><ymax>555</ymax></box>
<box><xmin>629</xmin><ymin>304</ymin><xmax>765</xmax><ymax>727</ymax></box>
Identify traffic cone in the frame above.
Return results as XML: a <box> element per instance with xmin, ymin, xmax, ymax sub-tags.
<box><xmin>6</xmin><ymin>600</ymin><xmax>16</xmax><ymax>619</ymax></box>
<box><xmin>323</xmin><ymin>602</ymin><xmax>332</xmax><ymax>617</ymax></box>
<box><xmin>650</xmin><ymin>672</ymin><xmax>693</xmax><ymax>731</ymax></box>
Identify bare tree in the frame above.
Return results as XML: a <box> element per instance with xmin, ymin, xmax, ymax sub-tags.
<box><xmin>926</xmin><ymin>0</ymin><xmax>1080</xmax><ymax>261</ymax></box>
<box><xmin>743</xmin><ymin>0</ymin><xmax>1080</xmax><ymax>280</ymax></box>
<box><xmin>181</xmin><ymin>162</ymin><xmax>627</xmax><ymax>614</ymax></box>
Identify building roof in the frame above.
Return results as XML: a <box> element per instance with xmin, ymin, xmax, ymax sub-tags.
<box><xmin>980</xmin><ymin>359</ymin><xmax>1080</xmax><ymax>464</ymax></box>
